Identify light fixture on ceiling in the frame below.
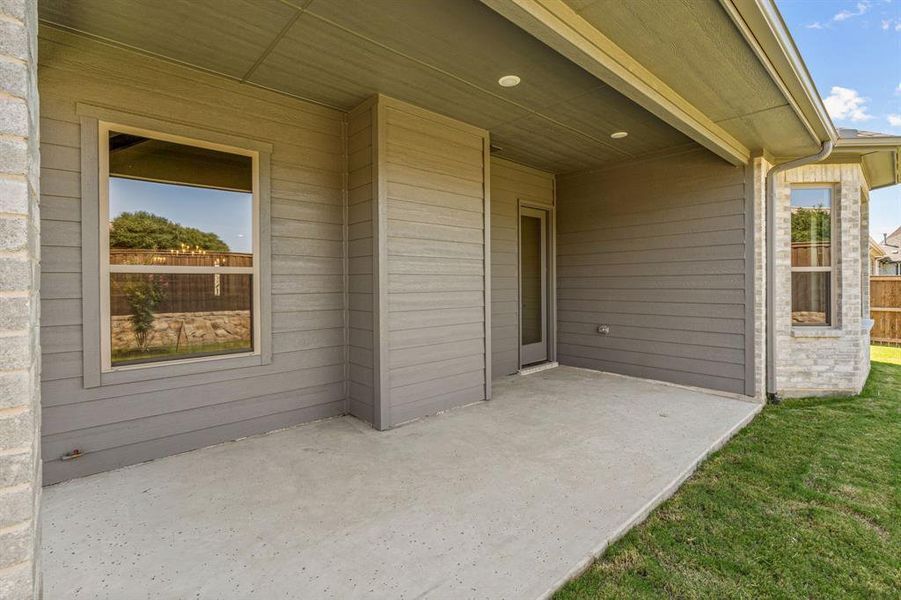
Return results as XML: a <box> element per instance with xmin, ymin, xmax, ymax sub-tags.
<box><xmin>498</xmin><ymin>75</ymin><xmax>521</xmax><ymax>88</ymax></box>
<box><xmin>610</xmin><ymin>131</ymin><xmax>629</xmax><ymax>139</ymax></box>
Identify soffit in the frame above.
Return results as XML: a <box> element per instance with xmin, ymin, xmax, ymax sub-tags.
<box><xmin>825</xmin><ymin>130</ymin><xmax>901</xmax><ymax>190</ymax></box>
<box><xmin>561</xmin><ymin>0</ymin><xmax>818</xmax><ymax>157</ymax></box>
<box><xmin>825</xmin><ymin>150</ymin><xmax>901</xmax><ymax>191</ymax></box>
<box><xmin>39</xmin><ymin>0</ymin><xmax>693</xmax><ymax>174</ymax></box>
<box><xmin>39</xmin><ymin>0</ymin><xmax>297</xmax><ymax>78</ymax></box>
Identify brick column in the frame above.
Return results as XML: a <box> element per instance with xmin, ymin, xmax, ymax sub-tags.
<box><xmin>0</xmin><ymin>0</ymin><xmax>41</xmax><ymax>598</ymax></box>
<box><xmin>751</xmin><ymin>156</ymin><xmax>769</xmax><ymax>400</ymax></box>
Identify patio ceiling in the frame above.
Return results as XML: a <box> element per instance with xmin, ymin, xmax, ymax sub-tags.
<box><xmin>38</xmin><ymin>0</ymin><xmax>822</xmax><ymax>173</ymax></box>
<box><xmin>38</xmin><ymin>0</ymin><xmax>696</xmax><ymax>174</ymax></box>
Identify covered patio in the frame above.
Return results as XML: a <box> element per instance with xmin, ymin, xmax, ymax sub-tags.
<box><xmin>43</xmin><ymin>367</ymin><xmax>759</xmax><ymax>599</ymax></box>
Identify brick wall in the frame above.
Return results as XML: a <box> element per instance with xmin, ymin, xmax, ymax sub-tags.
<box><xmin>774</xmin><ymin>163</ymin><xmax>870</xmax><ymax>397</ymax></box>
<box><xmin>0</xmin><ymin>0</ymin><xmax>41</xmax><ymax>598</ymax></box>
<box><xmin>752</xmin><ymin>157</ymin><xmax>769</xmax><ymax>400</ymax></box>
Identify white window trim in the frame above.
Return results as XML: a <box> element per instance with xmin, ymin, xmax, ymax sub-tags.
<box><xmin>790</xmin><ymin>183</ymin><xmax>838</xmax><ymax>328</ymax></box>
<box><xmin>78</xmin><ymin>104</ymin><xmax>273</xmax><ymax>388</ymax></box>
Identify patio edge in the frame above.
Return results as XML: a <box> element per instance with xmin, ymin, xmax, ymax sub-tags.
<box><xmin>535</xmin><ymin>399</ymin><xmax>764</xmax><ymax>600</ymax></box>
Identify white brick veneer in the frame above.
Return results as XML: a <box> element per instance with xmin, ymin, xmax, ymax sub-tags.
<box><xmin>774</xmin><ymin>163</ymin><xmax>870</xmax><ymax>397</ymax></box>
<box><xmin>752</xmin><ymin>157</ymin><xmax>769</xmax><ymax>400</ymax></box>
<box><xmin>0</xmin><ymin>0</ymin><xmax>41</xmax><ymax>598</ymax></box>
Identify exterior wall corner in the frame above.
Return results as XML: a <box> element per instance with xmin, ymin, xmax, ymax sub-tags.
<box><xmin>0</xmin><ymin>0</ymin><xmax>42</xmax><ymax>598</ymax></box>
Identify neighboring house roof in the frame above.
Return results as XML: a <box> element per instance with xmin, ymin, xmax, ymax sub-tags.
<box><xmin>877</xmin><ymin>228</ymin><xmax>901</xmax><ymax>264</ymax></box>
<box><xmin>838</xmin><ymin>129</ymin><xmax>898</xmax><ymax>140</ymax></box>
<box><xmin>885</xmin><ymin>224</ymin><xmax>901</xmax><ymax>242</ymax></box>
<box><xmin>870</xmin><ymin>236</ymin><xmax>888</xmax><ymax>259</ymax></box>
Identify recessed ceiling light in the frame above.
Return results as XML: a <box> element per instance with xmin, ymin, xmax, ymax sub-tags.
<box><xmin>610</xmin><ymin>131</ymin><xmax>629</xmax><ymax>139</ymax></box>
<box><xmin>498</xmin><ymin>75</ymin><xmax>521</xmax><ymax>88</ymax></box>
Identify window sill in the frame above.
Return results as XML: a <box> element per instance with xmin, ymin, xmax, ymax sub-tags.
<box><xmin>790</xmin><ymin>327</ymin><xmax>843</xmax><ymax>339</ymax></box>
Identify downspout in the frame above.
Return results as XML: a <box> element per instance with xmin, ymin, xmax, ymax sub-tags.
<box><xmin>765</xmin><ymin>140</ymin><xmax>834</xmax><ymax>401</ymax></box>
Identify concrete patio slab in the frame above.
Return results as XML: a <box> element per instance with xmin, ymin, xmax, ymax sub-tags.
<box><xmin>42</xmin><ymin>366</ymin><xmax>760</xmax><ymax>599</ymax></box>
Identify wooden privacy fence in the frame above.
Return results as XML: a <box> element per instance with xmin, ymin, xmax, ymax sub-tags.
<box><xmin>791</xmin><ymin>241</ymin><xmax>831</xmax><ymax>266</ymax></box>
<box><xmin>871</xmin><ymin>276</ymin><xmax>901</xmax><ymax>344</ymax></box>
<box><xmin>109</xmin><ymin>249</ymin><xmax>253</xmax><ymax>315</ymax></box>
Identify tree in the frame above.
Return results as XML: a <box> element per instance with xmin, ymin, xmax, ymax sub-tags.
<box><xmin>791</xmin><ymin>207</ymin><xmax>831</xmax><ymax>242</ymax></box>
<box><xmin>110</xmin><ymin>211</ymin><xmax>229</xmax><ymax>252</ymax></box>
<box><xmin>119</xmin><ymin>274</ymin><xmax>167</xmax><ymax>353</ymax></box>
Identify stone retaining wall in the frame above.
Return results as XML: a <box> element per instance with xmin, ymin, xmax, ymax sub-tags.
<box><xmin>111</xmin><ymin>310</ymin><xmax>251</xmax><ymax>351</ymax></box>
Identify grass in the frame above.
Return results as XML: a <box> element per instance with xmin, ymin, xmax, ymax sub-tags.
<box><xmin>871</xmin><ymin>344</ymin><xmax>901</xmax><ymax>366</ymax></box>
<box><xmin>111</xmin><ymin>339</ymin><xmax>251</xmax><ymax>365</ymax></box>
<box><xmin>556</xmin><ymin>346</ymin><xmax>901</xmax><ymax>599</ymax></box>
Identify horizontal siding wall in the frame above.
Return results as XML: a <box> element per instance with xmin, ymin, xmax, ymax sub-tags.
<box><xmin>38</xmin><ymin>28</ymin><xmax>348</xmax><ymax>484</ymax></box>
<box><xmin>489</xmin><ymin>157</ymin><xmax>555</xmax><ymax>378</ymax></box>
<box><xmin>382</xmin><ymin>99</ymin><xmax>489</xmax><ymax>426</ymax></box>
<box><xmin>346</xmin><ymin>102</ymin><xmax>375</xmax><ymax>422</ymax></box>
<box><xmin>556</xmin><ymin>148</ymin><xmax>749</xmax><ymax>395</ymax></box>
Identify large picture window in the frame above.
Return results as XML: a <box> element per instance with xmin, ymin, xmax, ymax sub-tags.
<box><xmin>790</xmin><ymin>186</ymin><xmax>833</xmax><ymax>326</ymax></box>
<box><xmin>100</xmin><ymin>124</ymin><xmax>260</xmax><ymax>370</ymax></box>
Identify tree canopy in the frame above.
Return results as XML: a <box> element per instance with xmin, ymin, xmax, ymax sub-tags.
<box><xmin>790</xmin><ymin>207</ymin><xmax>830</xmax><ymax>243</ymax></box>
<box><xmin>110</xmin><ymin>211</ymin><xmax>229</xmax><ymax>252</ymax></box>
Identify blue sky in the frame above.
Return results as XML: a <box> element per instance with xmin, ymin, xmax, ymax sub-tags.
<box><xmin>109</xmin><ymin>178</ymin><xmax>253</xmax><ymax>253</ymax></box>
<box><xmin>777</xmin><ymin>0</ymin><xmax>901</xmax><ymax>240</ymax></box>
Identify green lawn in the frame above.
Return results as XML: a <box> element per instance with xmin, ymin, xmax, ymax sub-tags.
<box><xmin>111</xmin><ymin>339</ymin><xmax>251</xmax><ymax>365</ymax></box>
<box><xmin>556</xmin><ymin>346</ymin><xmax>901</xmax><ymax>599</ymax></box>
<box><xmin>871</xmin><ymin>344</ymin><xmax>901</xmax><ymax>366</ymax></box>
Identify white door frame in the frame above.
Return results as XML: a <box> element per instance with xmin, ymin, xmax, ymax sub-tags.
<box><xmin>517</xmin><ymin>198</ymin><xmax>556</xmax><ymax>369</ymax></box>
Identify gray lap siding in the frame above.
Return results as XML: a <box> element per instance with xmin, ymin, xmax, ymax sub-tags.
<box><xmin>555</xmin><ymin>148</ymin><xmax>751</xmax><ymax>395</ymax></box>
<box><xmin>39</xmin><ymin>29</ymin><xmax>347</xmax><ymax>484</ymax></box>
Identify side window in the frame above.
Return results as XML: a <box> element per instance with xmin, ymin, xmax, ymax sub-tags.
<box><xmin>790</xmin><ymin>186</ymin><xmax>833</xmax><ymax>326</ymax></box>
<box><xmin>100</xmin><ymin>125</ymin><xmax>259</xmax><ymax>370</ymax></box>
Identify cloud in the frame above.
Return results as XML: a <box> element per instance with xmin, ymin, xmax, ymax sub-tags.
<box><xmin>807</xmin><ymin>1</ymin><xmax>873</xmax><ymax>29</ymax></box>
<box><xmin>882</xmin><ymin>18</ymin><xmax>901</xmax><ymax>30</ymax></box>
<box><xmin>823</xmin><ymin>86</ymin><xmax>874</xmax><ymax>122</ymax></box>
<box><xmin>888</xmin><ymin>114</ymin><xmax>901</xmax><ymax>127</ymax></box>
<box><xmin>897</xmin><ymin>82</ymin><xmax>901</xmax><ymax>94</ymax></box>
<box><xmin>833</xmin><ymin>1</ymin><xmax>871</xmax><ymax>21</ymax></box>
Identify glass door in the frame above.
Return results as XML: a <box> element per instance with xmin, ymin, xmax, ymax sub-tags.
<box><xmin>520</xmin><ymin>207</ymin><xmax>548</xmax><ymax>365</ymax></box>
